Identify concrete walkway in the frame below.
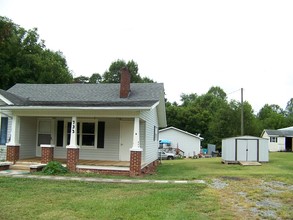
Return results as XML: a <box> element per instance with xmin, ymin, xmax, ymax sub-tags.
<box><xmin>0</xmin><ymin>170</ymin><xmax>206</xmax><ymax>184</ymax></box>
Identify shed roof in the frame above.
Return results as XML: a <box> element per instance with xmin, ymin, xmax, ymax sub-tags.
<box><xmin>263</xmin><ymin>129</ymin><xmax>293</xmax><ymax>137</ymax></box>
<box><xmin>222</xmin><ymin>135</ymin><xmax>268</xmax><ymax>140</ymax></box>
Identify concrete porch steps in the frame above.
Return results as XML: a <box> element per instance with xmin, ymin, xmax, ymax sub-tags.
<box><xmin>10</xmin><ymin>162</ymin><xmax>41</xmax><ymax>171</ymax></box>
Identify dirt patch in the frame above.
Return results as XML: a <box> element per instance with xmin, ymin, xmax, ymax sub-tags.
<box><xmin>208</xmin><ymin>178</ymin><xmax>293</xmax><ymax>219</ymax></box>
<box><xmin>221</xmin><ymin>176</ymin><xmax>245</xmax><ymax>181</ymax></box>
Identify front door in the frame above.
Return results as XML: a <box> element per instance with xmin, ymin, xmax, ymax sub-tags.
<box><xmin>119</xmin><ymin>121</ymin><xmax>133</xmax><ymax>161</ymax></box>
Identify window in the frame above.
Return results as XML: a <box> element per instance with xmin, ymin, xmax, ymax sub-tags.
<box><xmin>82</xmin><ymin>123</ymin><xmax>95</xmax><ymax>146</ymax></box>
<box><xmin>38</xmin><ymin>120</ymin><xmax>51</xmax><ymax>146</ymax></box>
<box><xmin>153</xmin><ymin>126</ymin><xmax>159</xmax><ymax>141</ymax></box>
<box><xmin>60</xmin><ymin>120</ymin><xmax>105</xmax><ymax>148</ymax></box>
<box><xmin>270</xmin><ymin>137</ymin><xmax>278</xmax><ymax>143</ymax></box>
<box><xmin>0</xmin><ymin>117</ymin><xmax>8</xmax><ymax>145</ymax></box>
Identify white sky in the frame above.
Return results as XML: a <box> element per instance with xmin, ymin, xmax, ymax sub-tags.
<box><xmin>0</xmin><ymin>0</ymin><xmax>292</xmax><ymax>113</ymax></box>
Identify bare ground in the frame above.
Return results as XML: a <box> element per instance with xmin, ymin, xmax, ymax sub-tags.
<box><xmin>208</xmin><ymin>177</ymin><xmax>293</xmax><ymax>220</ymax></box>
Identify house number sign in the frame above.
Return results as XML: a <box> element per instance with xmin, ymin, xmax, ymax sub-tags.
<box><xmin>72</xmin><ymin>120</ymin><xmax>76</xmax><ymax>134</ymax></box>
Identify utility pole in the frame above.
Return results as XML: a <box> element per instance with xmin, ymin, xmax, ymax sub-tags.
<box><xmin>241</xmin><ymin>88</ymin><xmax>244</xmax><ymax>136</ymax></box>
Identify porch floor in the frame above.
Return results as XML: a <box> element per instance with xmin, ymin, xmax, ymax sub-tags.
<box><xmin>18</xmin><ymin>157</ymin><xmax>130</xmax><ymax>167</ymax></box>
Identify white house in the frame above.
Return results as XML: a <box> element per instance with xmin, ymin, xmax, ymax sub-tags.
<box><xmin>0</xmin><ymin>68</ymin><xmax>167</xmax><ymax>175</ymax></box>
<box><xmin>261</xmin><ymin>127</ymin><xmax>293</xmax><ymax>152</ymax></box>
<box><xmin>159</xmin><ymin>127</ymin><xmax>203</xmax><ymax>157</ymax></box>
<box><xmin>222</xmin><ymin>136</ymin><xmax>269</xmax><ymax>163</ymax></box>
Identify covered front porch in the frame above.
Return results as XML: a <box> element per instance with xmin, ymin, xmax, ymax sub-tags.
<box><xmin>5</xmin><ymin>112</ymin><xmax>148</xmax><ymax>176</ymax></box>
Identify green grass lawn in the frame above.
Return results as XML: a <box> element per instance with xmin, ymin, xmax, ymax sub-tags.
<box><xmin>153</xmin><ymin>152</ymin><xmax>293</xmax><ymax>183</ymax></box>
<box><xmin>0</xmin><ymin>152</ymin><xmax>292</xmax><ymax>219</ymax></box>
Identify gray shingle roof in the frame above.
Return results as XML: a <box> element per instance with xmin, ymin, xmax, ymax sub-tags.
<box><xmin>264</xmin><ymin>129</ymin><xmax>293</xmax><ymax>137</ymax></box>
<box><xmin>2</xmin><ymin>83</ymin><xmax>164</xmax><ymax>107</ymax></box>
<box><xmin>0</xmin><ymin>89</ymin><xmax>27</xmax><ymax>105</ymax></box>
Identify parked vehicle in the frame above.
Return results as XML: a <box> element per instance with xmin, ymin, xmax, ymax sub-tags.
<box><xmin>158</xmin><ymin>151</ymin><xmax>176</xmax><ymax>160</ymax></box>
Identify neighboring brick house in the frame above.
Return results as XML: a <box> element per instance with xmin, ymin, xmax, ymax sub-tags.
<box><xmin>0</xmin><ymin>68</ymin><xmax>167</xmax><ymax>176</ymax></box>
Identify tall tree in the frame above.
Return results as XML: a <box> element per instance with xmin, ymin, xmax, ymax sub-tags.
<box><xmin>89</xmin><ymin>73</ymin><xmax>102</xmax><ymax>83</ymax></box>
<box><xmin>0</xmin><ymin>16</ymin><xmax>72</xmax><ymax>90</ymax></box>
<box><xmin>257</xmin><ymin>104</ymin><xmax>288</xmax><ymax>130</ymax></box>
<box><xmin>102</xmin><ymin>59</ymin><xmax>154</xmax><ymax>83</ymax></box>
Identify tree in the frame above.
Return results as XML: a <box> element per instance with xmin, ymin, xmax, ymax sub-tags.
<box><xmin>257</xmin><ymin>104</ymin><xmax>287</xmax><ymax>130</ymax></box>
<box><xmin>102</xmin><ymin>59</ymin><xmax>154</xmax><ymax>83</ymax></box>
<box><xmin>89</xmin><ymin>73</ymin><xmax>102</xmax><ymax>83</ymax></box>
<box><xmin>73</xmin><ymin>76</ymin><xmax>89</xmax><ymax>83</ymax></box>
<box><xmin>0</xmin><ymin>16</ymin><xmax>72</xmax><ymax>90</ymax></box>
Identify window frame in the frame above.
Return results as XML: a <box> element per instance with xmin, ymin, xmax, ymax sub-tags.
<box><xmin>55</xmin><ymin>119</ymin><xmax>105</xmax><ymax>149</ymax></box>
<box><xmin>270</xmin><ymin>136</ymin><xmax>278</xmax><ymax>143</ymax></box>
<box><xmin>37</xmin><ymin>119</ymin><xmax>52</xmax><ymax>146</ymax></box>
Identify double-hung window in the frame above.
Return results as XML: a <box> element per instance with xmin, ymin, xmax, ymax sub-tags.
<box><xmin>270</xmin><ymin>137</ymin><xmax>278</xmax><ymax>143</ymax></box>
<box><xmin>37</xmin><ymin>120</ymin><xmax>51</xmax><ymax>146</ymax></box>
<box><xmin>56</xmin><ymin>120</ymin><xmax>105</xmax><ymax>148</ymax></box>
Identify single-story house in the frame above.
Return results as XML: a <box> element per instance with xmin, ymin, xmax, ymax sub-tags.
<box><xmin>159</xmin><ymin>126</ymin><xmax>203</xmax><ymax>157</ymax></box>
<box><xmin>222</xmin><ymin>135</ymin><xmax>269</xmax><ymax>163</ymax></box>
<box><xmin>0</xmin><ymin>68</ymin><xmax>167</xmax><ymax>176</ymax></box>
<box><xmin>261</xmin><ymin>126</ymin><xmax>293</xmax><ymax>152</ymax></box>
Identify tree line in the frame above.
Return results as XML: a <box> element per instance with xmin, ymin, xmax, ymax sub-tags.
<box><xmin>1</xmin><ymin>16</ymin><xmax>292</xmax><ymax>149</ymax></box>
<box><xmin>166</xmin><ymin>88</ymin><xmax>293</xmax><ymax>148</ymax></box>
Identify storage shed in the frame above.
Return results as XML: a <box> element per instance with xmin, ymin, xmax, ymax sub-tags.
<box><xmin>222</xmin><ymin>136</ymin><xmax>269</xmax><ymax>163</ymax></box>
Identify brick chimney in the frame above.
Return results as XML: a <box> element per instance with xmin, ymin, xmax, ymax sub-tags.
<box><xmin>120</xmin><ymin>67</ymin><xmax>131</xmax><ymax>98</ymax></box>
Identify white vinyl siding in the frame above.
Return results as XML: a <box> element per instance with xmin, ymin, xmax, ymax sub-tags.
<box><xmin>52</xmin><ymin>118</ymin><xmax>120</xmax><ymax>160</ymax></box>
<box><xmin>19</xmin><ymin>117</ymin><xmax>37</xmax><ymax>159</ymax></box>
<box><xmin>159</xmin><ymin>128</ymin><xmax>201</xmax><ymax>157</ymax></box>
<box><xmin>139</xmin><ymin>120</ymin><xmax>146</xmax><ymax>163</ymax></box>
<box><xmin>140</xmin><ymin>107</ymin><xmax>160</xmax><ymax>165</ymax></box>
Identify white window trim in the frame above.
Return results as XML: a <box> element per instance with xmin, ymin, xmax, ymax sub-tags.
<box><xmin>65</xmin><ymin>118</ymin><xmax>99</xmax><ymax>149</ymax></box>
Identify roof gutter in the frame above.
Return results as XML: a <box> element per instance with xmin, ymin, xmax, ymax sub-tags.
<box><xmin>0</xmin><ymin>105</ymin><xmax>155</xmax><ymax>111</ymax></box>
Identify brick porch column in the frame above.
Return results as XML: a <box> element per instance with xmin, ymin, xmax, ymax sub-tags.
<box><xmin>67</xmin><ymin>148</ymin><xmax>79</xmax><ymax>172</ymax></box>
<box><xmin>66</xmin><ymin>116</ymin><xmax>79</xmax><ymax>172</ymax></box>
<box><xmin>41</xmin><ymin>144</ymin><xmax>55</xmax><ymax>164</ymax></box>
<box><xmin>6</xmin><ymin>145</ymin><xmax>20</xmax><ymax>164</ymax></box>
<box><xmin>129</xmin><ymin>149</ymin><xmax>142</xmax><ymax>176</ymax></box>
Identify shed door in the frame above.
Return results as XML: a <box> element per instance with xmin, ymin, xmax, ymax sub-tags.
<box><xmin>119</xmin><ymin>121</ymin><xmax>133</xmax><ymax>161</ymax></box>
<box><xmin>236</xmin><ymin>140</ymin><xmax>247</xmax><ymax>161</ymax></box>
<box><xmin>236</xmin><ymin>139</ymin><xmax>258</xmax><ymax>161</ymax></box>
<box><xmin>247</xmin><ymin>140</ymin><xmax>258</xmax><ymax>161</ymax></box>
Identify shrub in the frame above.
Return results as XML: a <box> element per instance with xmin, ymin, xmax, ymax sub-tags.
<box><xmin>42</xmin><ymin>161</ymin><xmax>68</xmax><ymax>175</ymax></box>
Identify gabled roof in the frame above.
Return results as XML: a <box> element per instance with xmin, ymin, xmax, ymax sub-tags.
<box><xmin>159</xmin><ymin>126</ymin><xmax>204</xmax><ymax>140</ymax></box>
<box><xmin>0</xmin><ymin>83</ymin><xmax>167</xmax><ymax>127</ymax></box>
<box><xmin>1</xmin><ymin>83</ymin><xmax>164</xmax><ymax>108</ymax></box>
<box><xmin>263</xmin><ymin>129</ymin><xmax>293</xmax><ymax>137</ymax></box>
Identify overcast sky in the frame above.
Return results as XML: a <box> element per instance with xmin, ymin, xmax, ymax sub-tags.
<box><xmin>1</xmin><ymin>0</ymin><xmax>292</xmax><ymax>113</ymax></box>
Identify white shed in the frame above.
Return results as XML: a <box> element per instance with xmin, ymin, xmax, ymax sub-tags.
<box><xmin>222</xmin><ymin>136</ymin><xmax>269</xmax><ymax>163</ymax></box>
<box><xmin>159</xmin><ymin>127</ymin><xmax>203</xmax><ymax>157</ymax></box>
